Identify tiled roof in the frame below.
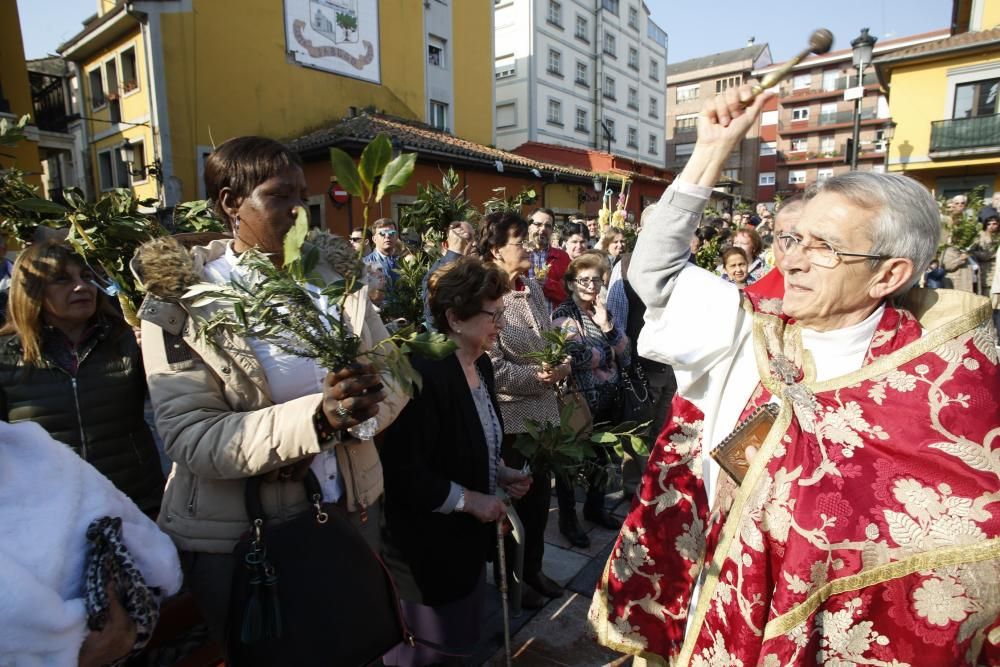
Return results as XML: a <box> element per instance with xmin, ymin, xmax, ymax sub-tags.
<box><xmin>874</xmin><ymin>27</ymin><xmax>1000</xmax><ymax>65</ymax></box>
<box><xmin>289</xmin><ymin>113</ymin><xmax>601</xmax><ymax>180</ymax></box>
<box><xmin>668</xmin><ymin>43</ymin><xmax>769</xmax><ymax>76</ymax></box>
<box><xmin>26</xmin><ymin>56</ymin><xmax>69</xmax><ymax>77</ymax></box>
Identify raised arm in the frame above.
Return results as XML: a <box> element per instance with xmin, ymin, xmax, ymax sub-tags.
<box><xmin>631</xmin><ymin>84</ymin><xmax>770</xmax><ymax>319</ymax></box>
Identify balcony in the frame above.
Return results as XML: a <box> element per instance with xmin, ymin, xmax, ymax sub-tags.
<box><xmin>781</xmin><ymin>72</ymin><xmax>879</xmax><ymax>102</ymax></box>
<box><xmin>780</xmin><ymin>108</ymin><xmax>880</xmax><ymax>135</ymax></box>
<box><xmin>929</xmin><ymin>114</ymin><xmax>1000</xmax><ymax>158</ymax></box>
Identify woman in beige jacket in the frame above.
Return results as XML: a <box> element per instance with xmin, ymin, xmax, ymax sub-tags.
<box><xmin>134</xmin><ymin>137</ymin><xmax>406</xmax><ymax>645</ymax></box>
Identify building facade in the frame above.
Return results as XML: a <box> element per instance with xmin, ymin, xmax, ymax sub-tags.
<box><xmin>0</xmin><ymin>0</ymin><xmax>43</xmax><ymax>186</ymax></box>
<box><xmin>57</xmin><ymin>0</ymin><xmax>494</xmax><ymax>210</ymax></box>
<box><xmin>753</xmin><ymin>29</ymin><xmax>949</xmax><ymax>201</ymax></box>
<box><xmin>494</xmin><ymin>0</ymin><xmax>668</xmax><ymax>168</ymax></box>
<box><xmin>665</xmin><ymin>42</ymin><xmax>772</xmax><ymax>206</ymax></box>
<box><xmin>875</xmin><ymin>0</ymin><xmax>1000</xmax><ymax>198</ymax></box>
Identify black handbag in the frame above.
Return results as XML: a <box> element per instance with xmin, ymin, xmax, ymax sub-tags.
<box><xmin>615</xmin><ymin>361</ymin><xmax>655</xmax><ymax>430</ymax></box>
<box><xmin>226</xmin><ymin>471</ymin><xmax>410</xmax><ymax>667</ymax></box>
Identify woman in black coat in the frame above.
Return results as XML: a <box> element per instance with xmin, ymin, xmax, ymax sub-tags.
<box><xmin>381</xmin><ymin>258</ymin><xmax>531</xmax><ymax>667</ymax></box>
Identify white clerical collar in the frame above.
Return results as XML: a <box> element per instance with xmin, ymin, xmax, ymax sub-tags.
<box><xmin>800</xmin><ymin>304</ymin><xmax>885</xmax><ymax>382</ymax></box>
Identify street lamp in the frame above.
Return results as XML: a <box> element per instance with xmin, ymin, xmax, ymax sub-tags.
<box><xmin>881</xmin><ymin>119</ymin><xmax>897</xmax><ymax>168</ymax></box>
<box><xmin>849</xmin><ymin>28</ymin><xmax>877</xmax><ymax>171</ymax></box>
<box><xmin>118</xmin><ymin>138</ymin><xmax>162</xmax><ymax>182</ymax></box>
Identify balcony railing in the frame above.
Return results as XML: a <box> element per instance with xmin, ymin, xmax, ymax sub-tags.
<box><xmin>929</xmin><ymin>114</ymin><xmax>1000</xmax><ymax>154</ymax></box>
<box><xmin>783</xmin><ymin>72</ymin><xmax>878</xmax><ymax>97</ymax></box>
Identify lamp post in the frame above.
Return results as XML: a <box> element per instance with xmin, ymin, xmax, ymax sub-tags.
<box><xmin>881</xmin><ymin>119</ymin><xmax>896</xmax><ymax>169</ymax></box>
<box><xmin>849</xmin><ymin>28</ymin><xmax>877</xmax><ymax>171</ymax></box>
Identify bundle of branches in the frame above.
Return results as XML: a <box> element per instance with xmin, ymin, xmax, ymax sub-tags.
<box><xmin>521</xmin><ymin>328</ymin><xmax>570</xmax><ymax>368</ymax></box>
<box><xmin>398</xmin><ymin>167</ymin><xmax>478</xmax><ymax>240</ymax></box>
<box><xmin>379</xmin><ymin>252</ymin><xmax>431</xmax><ymax>329</ymax></box>
<box><xmin>482</xmin><ymin>185</ymin><xmax>536</xmax><ymax>215</ymax></box>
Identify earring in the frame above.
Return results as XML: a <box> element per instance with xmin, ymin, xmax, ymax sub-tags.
<box><xmin>233</xmin><ymin>215</ymin><xmax>241</xmax><ymax>238</ymax></box>
<box><xmin>455</xmin><ymin>328</ymin><xmax>462</xmax><ymax>335</ymax></box>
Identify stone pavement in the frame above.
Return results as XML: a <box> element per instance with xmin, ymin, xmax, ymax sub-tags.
<box><xmin>470</xmin><ymin>491</ymin><xmax>636</xmax><ymax>667</ymax></box>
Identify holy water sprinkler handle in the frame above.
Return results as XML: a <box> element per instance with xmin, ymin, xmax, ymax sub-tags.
<box><xmin>750</xmin><ymin>29</ymin><xmax>834</xmax><ymax>96</ymax></box>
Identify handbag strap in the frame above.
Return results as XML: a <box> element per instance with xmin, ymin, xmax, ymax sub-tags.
<box><xmin>244</xmin><ymin>470</ymin><xmax>326</xmax><ymax>529</ymax></box>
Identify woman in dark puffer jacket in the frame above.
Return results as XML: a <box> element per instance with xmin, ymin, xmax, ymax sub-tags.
<box><xmin>0</xmin><ymin>241</ymin><xmax>164</xmax><ymax>513</ymax></box>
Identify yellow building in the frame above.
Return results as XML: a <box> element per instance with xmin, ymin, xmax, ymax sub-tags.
<box><xmin>59</xmin><ymin>0</ymin><xmax>494</xmax><ymax>208</ymax></box>
<box><xmin>875</xmin><ymin>0</ymin><xmax>1000</xmax><ymax>196</ymax></box>
<box><xmin>0</xmin><ymin>0</ymin><xmax>42</xmax><ymax>184</ymax></box>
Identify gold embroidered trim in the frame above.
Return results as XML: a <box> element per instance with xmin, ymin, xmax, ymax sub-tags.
<box><xmin>762</xmin><ymin>538</ymin><xmax>1000</xmax><ymax>641</ymax></box>
<box><xmin>589</xmin><ymin>556</ymin><xmax>671</xmax><ymax>665</ymax></box>
<box><xmin>677</xmin><ymin>400</ymin><xmax>794</xmax><ymax>666</ymax></box>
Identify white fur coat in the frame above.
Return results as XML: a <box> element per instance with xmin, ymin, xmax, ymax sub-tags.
<box><xmin>0</xmin><ymin>420</ymin><xmax>182</xmax><ymax>667</ymax></box>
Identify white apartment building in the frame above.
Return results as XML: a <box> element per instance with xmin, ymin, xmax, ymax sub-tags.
<box><xmin>494</xmin><ymin>0</ymin><xmax>668</xmax><ymax>167</ymax></box>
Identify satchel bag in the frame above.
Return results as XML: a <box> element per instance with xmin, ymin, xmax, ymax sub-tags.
<box><xmin>616</xmin><ymin>361</ymin><xmax>655</xmax><ymax>430</ymax></box>
<box><xmin>556</xmin><ymin>377</ymin><xmax>593</xmax><ymax>437</ymax></box>
<box><xmin>227</xmin><ymin>471</ymin><xmax>410</xmax><ymax>667</ymax></box>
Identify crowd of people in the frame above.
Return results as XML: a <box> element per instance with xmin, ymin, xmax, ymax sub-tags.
<box><xmin>1</xmin><ymin>82</ymin><xmax>998</xmax><ymax>667</ymax></box>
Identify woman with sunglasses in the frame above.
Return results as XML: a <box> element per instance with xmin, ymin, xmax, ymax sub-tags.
<box><xmin>0</xmin><ymin>241</ymin><xmax>165</xmax><ymax>513</ymax></box>
<box><xmin>381</xmin><ymin>257</ymin><xmax>531</xmax><ymax>666</ymax></box>
<box><xmin>551</xmin><ymin>251</ymin><xmax>630</xmax><ymax>545</ymax></box>
<box><xmin>480</xmin><ymin>211</ymin><xmax>570</xmax><ymax>606</ymax></box>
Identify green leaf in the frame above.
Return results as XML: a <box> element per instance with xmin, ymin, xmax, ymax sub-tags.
<box><xmin>401</xmin><ymin>331</ymin><xmax>456</xmax><ymax>359</ymax></box>
<box><xmin>329</xmin><ymin>147</ymin><xmax>364</xmax><ymax>198</ymax></box>
<box><xmin>376</xmin><ymin>152</ymin><xmax>416</xmax><ymax>202</ymax></box>
<box><xmin>282</xmin><ymin>210</ymin><xmax>310</xmax><ymax>271</ymax></box>
<box><xmin>13</xmin><ymin>197</ymin><xmax>67</xmax><ymax>214</ymax></box>
<box><xmin>590</xmin><ymin>431</ymin><xmax>619</xmax><ymax>444</ymax></box>
<box><xmin>359</xmin><ymin>134</ymin><xmax>392</xmax><ymax>192</ymax></box>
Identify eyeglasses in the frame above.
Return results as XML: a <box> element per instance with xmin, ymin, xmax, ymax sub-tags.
<box><xmin>530</xmin><ymin>221</ymin><xmax>554</xmax><ymax>229</ymax></box>
<box><xmin>479</xmin><ymin>308</ymin><xmax>506</xmax><ymax>324</ymax></box>
<box><xmin>575</xmin><ymin>277</ymin><xmax>604</xmax><ymax>287</ymax></box>
<box><xmin>505</xmin><ymin>240</ymin><xmax>525</xmax><ymax>248</ymax></box>
<box><xmin>349</xmin><ymin>236</ymin><xmax>364</xmax><ymax>242</ymax></box>
<box><xmin>376</xmin><ymin>230</ymin><xmax>398</xmax><ymax>238</ymax></box>
<box><xmin>776</xmin><ymin>233</ymin><xmax>889</xmax><ymax>268</ymax></box>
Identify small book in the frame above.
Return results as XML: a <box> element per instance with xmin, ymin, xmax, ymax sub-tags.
<box><xmin>710</xmin><ymin>403</ymin><xmax>780</xmax><ymax>484</ymax></box>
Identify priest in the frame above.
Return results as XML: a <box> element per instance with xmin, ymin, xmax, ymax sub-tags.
<box><xmin>589</xmin><ymin>81</ymin><xmax>1000</xmax><ymax>665</ymax></box>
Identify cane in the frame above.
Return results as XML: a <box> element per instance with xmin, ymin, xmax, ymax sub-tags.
<box><xmin>496</xmin><ymin>516</ymin><xmax>513</xmax><ymax>667</ymax></box>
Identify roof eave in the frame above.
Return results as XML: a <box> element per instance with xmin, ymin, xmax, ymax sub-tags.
<box><xmin>58</xmin><ymin>6</ymin><xmax>138</xmax><ymax>61</ymax></box>
<box><xmin>874</xmin><ymin>37</ymin><xmax>1000</xmax><ymax>72</ymax></box>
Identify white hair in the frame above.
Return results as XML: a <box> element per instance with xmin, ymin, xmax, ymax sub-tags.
<box><xmin>805</xmin><ymin>172</ymin><xmax>940</xmax><ymax>292</ymax></box>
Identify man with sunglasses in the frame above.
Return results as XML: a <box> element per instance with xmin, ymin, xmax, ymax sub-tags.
<box><xmin>590</xmin><ymin>81</ymin><xmax>999</xmax><ymax>666</ymax></box>
<box><xmin>362</xmin><ymin>218</ymin><xmax>400</xmax><ymax>289</ymax></box>
<box><xmin>526</xmin><ymin>208</ymin><xmax>570</xmax><ymax>310</ymax></box>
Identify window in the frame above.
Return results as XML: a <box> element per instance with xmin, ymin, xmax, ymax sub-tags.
<box><xmin>604</xmin><ymin>118</ymin><xmax>616</xmax><ymax>140</ymax></box>
<box><xmin>495</xmin><ymin>55</ymin><xmax>515</xmax><ymax>79</ymax></box>
<box><xmin>547</xmin><ymin>0</ymin><xmax>562</xmax><ymax>26</ymax></box>
<box><xmin>649</xmin><ymin>58</ymin><xmax>660</xmax><ymax>82</ymax></box>
<box><xmin>603</xmin><ymin>31</ymin><xmax>616</xmax><ymax>57</ymax></box>
<box><xmin>547</xmin><ymin>49</ymin><xmax>562</xmax><ymax>76</ymax></box>
<box><xmin>820</xmin><ymin>135</ymin><xmax>836</xmax><ymax>154</ymax></box>
<box><xmin>88</xmin><ymin>68</ymin><xmax>105</xmax><ymax>110</ymax></box>
<box><xmin>575</xmin><ymin>15</ymin><xmax>588</xmax><ymax>41</ymax></box>
<box><xmin>758</xmin><ymin>172</ymin><xmax>776</xmax><ymax>186</ymax></box>
<box><xmin>791</xmin><ymin>106</ymin><xmax>810</xmax><ymax>121</ymax></box>
<box><xmin>648</xmin><ymin>133</ymin><xmax>659</xmax><ymax>155</ymax></box>
<box><xmin>715</xmin><ymin>75</ymin><xmax>741</xmax><ymax>93</ymax></box>
<box><xmin>954</xmin><ymin>78</ymin><xmax>1000</xmax><ymax>118</ymax></box>
<box><xmin>647</xmin><ymin>21</ymin><xmax>667</xmax><ymax>47</ymax></box>
<box><xmin>603</xmin><ymin>75</ymin><xmax>616</xmax><ymax>100</ymax></box>
<box><xmin>547</xmin><ymin>99</ymin><xmax>562</xmax><ymax>125</ymax></box>
<box><xmin>675</xmin><ymin>142</ymin><xmax>696</xmax><ymax>157</ymax></box>
<box><xmin>129</xmin><ymin>140</ymin><xmax>147</xmax><ymax>183</ymax></box>
<box><xmin>721</xmin><ymin>168</ymin><xmax>739</xmax><ymax>182</ymax></box>
<box><xmin>789</xmin><ymin>170</ymin><xmax>807</xmax><ymax>184</ymax></box>
<box><xmin>819</xmin><ymin>102</ymin><xmax>838</xmax><ymax>122</ymax></box>
<box><xmin>793</xmin><ymin>73</ymin><xmax>812</xmax><ymax>90</ymax></box>
<box><xmin>648</xmin><ymin>96</ymin><xmax>658</xmax><ymax>119</ymax></box>
<box><xmin>430</xmin><ymin>100</ymin><xmax>448</xmax><ymax>131</ymax></box>
<box><xmin>497</xmin><ymin>102</ymin><xmax>516</xmax><ymax>128</ymax></box>
<box><xmin>627</xmin><ymin>87</ymin><xmax>638</xmax><ymax>109</ymax></box>
<box><xmin>575</xmin><ymin>61</ymin><xmax>587</xmax><ymax>85</ymax></box>
<box><xmin>628</xmin><ymin>5</ymin><xmax>639</xmax><ymax>29</ymax></box>
<box><xmin>602</xmin><ymin>0</ymin><xmax>619</xmax><ymax>14</ymax></box>
<box><xmin>817</xmin><ymin>168</ymin><xmax>834</xmax><ymax>182</ymax></box>
<box><xmin>104</xmin><ymin>59</ymin><xmax>120</xmax><ymax>122</ymax></box>
<box><xmin>627</xmin><ymin>126</ymin><xmax>638</xmax><ymax>148</ymax></box>
<box><xmin>308</xmin><ymin>202</ymin><xmax>323</xmax><ymax>229</ymax></box>
<box><xmin>822</xmin><ymin>69</ymin><xmax>839</xmax><ymax>91</ymax></box>
<box><xmin>676</xmin><ymin>83</ymin><xmax>699</xmax><ymax>103</ymax></box>
<box><xmin>120</xmin><ymin>46</ymin><xmax>138</xmax><ymax>93</ymax></box>
<box><xmin>428</xmin><ymin>36</ymin><xmax>446</xmax><ymax>67</ymax></box>
<box><xmin>760</xmin><ymin>110</ymin><xmax>778</xmax><ymax>126</ymax></box>
<box><xmin>760</xmin><ymin>141</ymin><xmax>776</xmax><ymax>156</ymax></box>
<box><xmin>790</xmin><ymin>137</ymin><xmax>808</xmax><ymax>152</ymax></box>
<box><xmin>575</xmin><ymin>108</ymin><xmax>587</xmax><ymax>132</ymax></box>
<box><xmin>675</xmin><ymin>113</ymin><xmax>697</xmax><ymax>132</ymax></box>
<box><xmin>97</xmin><ymin>149</ymin><xmax>129</xmax><ymax>190</ymax></box>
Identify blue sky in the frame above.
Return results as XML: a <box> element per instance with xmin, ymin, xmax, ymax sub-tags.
<box><xmin>18</xmin><ymin>0</ymin><xmax>952</xmax><ymax>65</ymax></box>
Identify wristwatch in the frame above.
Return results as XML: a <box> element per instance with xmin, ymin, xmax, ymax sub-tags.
<box><xmin>455</xmin><ymin>487</ymin><xmax>466</xmax><ymax>513</ymax></box>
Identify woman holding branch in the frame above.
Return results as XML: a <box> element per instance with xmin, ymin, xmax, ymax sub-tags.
<box><xmin>481</xmin><ymin>211</ymin><xmax>570</xmax><ymax>604</ymax></box>
<box><xmin>381</xmin><ymin>257</ymin><xmax>531</xmax><ymax>666</ymax></box>
<box><xmin>133</xmin><ymin>136</ymin><xmax>407</xmax><ymax>646</ymax></box>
